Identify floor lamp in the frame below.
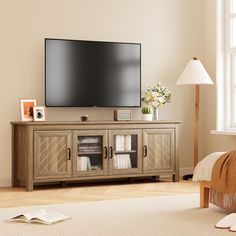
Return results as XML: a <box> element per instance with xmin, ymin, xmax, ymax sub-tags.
<box><xmin>176</xmin><ymin>57</ymin><xmax>213</xmax><ymax>180</ymax></box>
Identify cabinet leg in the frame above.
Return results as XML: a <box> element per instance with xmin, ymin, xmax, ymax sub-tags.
<box><xmin>26</xmin><ymin>183</ymin><xmax>34</xmax><ymax>192</ymax></box>
<box><xmin>12</xmin><ymin>178</ymin><xmax>18</xmax><ymax>188</ymax></box>
<box><xmin>172</xmin><ymin>174</ymin><xmax>179</xmax><ymax>182</ymax></box>
<box><xmin>61</xmin><ymin>182</ymin><xmax>68</xmax><ymax>188</ymax></box>
<box><xmin>128</xmin><ymin>178</ymin><xmax>135</xmax><ymax>183</ymax></box>
<box><xmin>153</xmin><ymin>176</ymin><xmax>160</xmax><ymax>181</ymax></box>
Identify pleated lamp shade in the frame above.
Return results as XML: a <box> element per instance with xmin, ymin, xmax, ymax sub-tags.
<box><xmin>176</xmin><ymin>58</ymin><xmax>213</xmax><ymax>85</ymax></box>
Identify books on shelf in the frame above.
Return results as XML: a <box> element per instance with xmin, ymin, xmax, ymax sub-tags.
<box><xmin>91</xmin><ymin>165</ymin><xmax>101</xmax><ymax>170</ymax></box>
<box><xmin>6</xmin><ymin>209</ymin><xmax>70</xmax><ymax>225</ymax></box>
<box><xmin>77</xmin><ymin>156</ymin><xmax>92</xmax><ymax>171</ymax></box>
<box><xmin>115</xmin><ymin>135</ymin><xmax>125</xmax><ymax>151</ymax></box>
<box><xmin>78</xmin><ymin>137</ymin><xmax>100</xmax><ymax>144</ymax></box>
<box><xmin>115</xmin><ymin>135</ymin><xmax>132</xmax><ymax>151</ymax></box>
<box><xmin>77</xmin><ymin>156</ymin><xmax>101</xmax><ymax>171</ymax></box>
<box><xmin>113</xmin><ymin>154</ymin><xmax>132</xmax><ymax>169</ymax></box>
<box><xmin>125</xmin><ymin>135</ymin><xmax>131</xmax><ymax>151</ymax></box>
<box><xmin>78</xmin><ymin>146</ymin><xmax>101</xmax><ymax>153</ymax></box>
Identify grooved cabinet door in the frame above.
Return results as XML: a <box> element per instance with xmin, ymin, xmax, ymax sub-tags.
<box><xmin>34</xmin><ymin>131</ymin><xmax>72</xmax><ymax>179</ymax></box>
<box><xmin>143</xmin><ymin>129</ymin><xmax>175</xmax><ymax>173</ymax></box>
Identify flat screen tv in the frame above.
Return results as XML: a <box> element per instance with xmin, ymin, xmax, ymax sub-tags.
<box><xmin>45</xmin><ymin>38</ymin><xmax>141</xmax><ymax>107</ymax></box>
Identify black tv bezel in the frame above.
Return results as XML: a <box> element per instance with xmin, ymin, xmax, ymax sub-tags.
<box><xmin>44</xmin><ymin>38</ymin><xmax>141</xmax><ymax>108</ymax></box>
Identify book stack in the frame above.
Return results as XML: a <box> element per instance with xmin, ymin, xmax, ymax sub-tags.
<box><xmin>78</xmin><ymin>146</ymin><xmax>101</xmax><ymax>153</ymax></box>
<box><xmin>114</xmin><ymin>135</ymin><xmax>132</xmax><ymax>169</ymax></box>
<box><xmin>78</xmin><ymin>137</ymin><xmax>99</xmax><ymax>144</ymax></box>
<box><xmin>113</xmin><ymin>154</ymin><xmax>132</xmax><ymax>169</ymax></box>
<box><xmin>77</xmin><ymin>137</ymin><xmax>101</xmax><ymax>154</ymax></box>
<box><xmin>115</xmin><ymin>135</ymin><xmax>132</xmax><ymax>151</ymax></box>
<box><xmin>77</xmin><ymin>156</ymin><xmax>92</xmax><ymax>171</ymax></box>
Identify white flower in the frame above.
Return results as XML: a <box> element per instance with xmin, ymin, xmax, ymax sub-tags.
<box><xmin>152</xmin><ymin>91</ymin><xmax>158</xmax><ymax>97</ymax></box>
<box><xmin>142</xmin><ymin>82</ymin><xmax>171</xmax><ymax>107</ymax></box>
<box><xmin>157</xmin><ymin>97</ymin><xmax>165</xmax><ymax>104</ymax></box>
<box><xmin>152</xmin><ymin>101</ymin><xmax>159</xmax><ymax>107</ymax></box>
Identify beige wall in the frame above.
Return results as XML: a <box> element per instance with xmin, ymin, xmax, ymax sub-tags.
<box><xmin>202</xmin><ymin>0</ymin><xmax>236</xmax><ymax>159</ymax></box>
<box><xmin>0</xmin><ymin>0</ymin><xmax>205</xmax><ymax>186</ymax></box>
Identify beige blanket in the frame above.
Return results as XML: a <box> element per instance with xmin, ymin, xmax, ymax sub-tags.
<box><xmin>210</xmin><ymin>150</ymin><xmax>236</xmax><ymax>211</ymax></box>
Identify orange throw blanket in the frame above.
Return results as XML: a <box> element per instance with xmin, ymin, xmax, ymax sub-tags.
<box><xmin>210</xmin><ymin>150</ymin><xmax>236</xmax><ymax>211</ymax></box>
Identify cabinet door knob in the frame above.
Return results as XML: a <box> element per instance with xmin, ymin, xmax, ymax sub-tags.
<box><xmin>109</xmin><ymin>147</ymin><xmax>113</xmax><ymax>158</ymax></box>
<box><xmin>104</xmin><ymin>147</ymin><xmax>108</xmax><ymax>159</ymax></box>
<box><xmin>143</xmin><ymin>145</ymin><xmax>148</xmax><ymax>157</ymax></box>
<box><xmin>67</xmin><ymin>148</ymin><xmax>71</xmax><ymax>160</ymax></box>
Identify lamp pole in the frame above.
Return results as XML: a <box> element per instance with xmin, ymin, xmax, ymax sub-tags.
<box><xmin>176</xmin><ymin>56</ymin><xmax>213</xmax><ymax>180</ymax></box>
<box><xmin>194</xmin><ymin>84</ymin><xmax>199</xmax><ymax>167</ymax></box>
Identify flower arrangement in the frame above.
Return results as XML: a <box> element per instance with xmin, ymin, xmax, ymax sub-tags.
<box><xmin>142</xmin><ymin>83</ymin><xmax>172</xmax><ymax>108</ymax></box>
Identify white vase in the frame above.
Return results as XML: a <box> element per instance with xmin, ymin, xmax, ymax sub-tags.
<box><xmin>152</xmin><ymin>107</ymin><xmax>159</xmax><ymax>120</ymax></box>
<box><xmin>142</xmin><ymin>114</ymin><xmax>152</xmax><ymax>121</ymax></box>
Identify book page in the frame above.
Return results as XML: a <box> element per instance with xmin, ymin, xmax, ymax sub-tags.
<box><xmin>7</xmin><ymin>215</ymin><xmax>28</xmax><ymax>223</ymax></box>
<box><xmin>7</xmin><ymin>209</ymin><xmax>47</xmax><ymax>222</ymax></box>
<box><xmin>33</xmin><ymin>212</ymin><xmax>70</xmax><ymax>224</ymax></box>
<box><xmin>23</xmin><ymin>209</ymin><xmax>47</xmax><ymax>221</ymax></box>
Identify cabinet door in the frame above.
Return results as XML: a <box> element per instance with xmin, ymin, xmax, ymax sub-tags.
<box><xmin>73</xmin><ymin>130</ymin><xmax>108</xmax><ymax>177</ymax></box>
<box><xmin>34</xmin><ymin>131</ymin><xmax>72</xmax><ymax>179</ymax></box>
<box><xmin>143</xmin><ymin>129</ymin><xmax>175</xmax><ymax>173</ymax></box>
<box><xmin>109</xmin><ymin>129</ymin><xmax>142</xmax><ymax>175</ymax></box>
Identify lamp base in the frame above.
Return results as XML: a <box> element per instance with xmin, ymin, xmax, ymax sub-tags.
<box><xmin>183</xmin><ymin>174</ymin><xmax>193</xmax><ymax>180</ymax></box>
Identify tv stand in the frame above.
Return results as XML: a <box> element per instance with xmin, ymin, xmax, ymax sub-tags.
<box><xmin>11</xmin><ymin>120</ymin><xmax>180</xmax><ymax>191</ymax></box>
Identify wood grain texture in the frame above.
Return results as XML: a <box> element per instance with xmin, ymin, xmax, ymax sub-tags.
<box><xmin>13</xmin><ymin>126</ymin><xmax>27</xmax><ymax>187</ymax></box>
<box><xmin>194</xmin><ymin>85</ymin><xmax>199</xmax><ymax>167</ymax></box>
<box><xmin>26</xmin><ymin>126</ymin><xmax>34</xmax><ymax>191</ymax></box>
<box><xmin>11</xmin><ymin>120</ymin><xmax>181</xmax><ymax>125</ymax></box>
<box><xmin>12</xmin><ymin>121</ymin><xmax>180</xmax><ymax>191</ymax></box>
<box><xmin>143</xmin><ymin>129</ymin><xmax>174</xmax><ymax>170</ymax></box>
<box><xmin>175</xmin><ymin>124</ymin><xmax>180</xmax><ymax>182</ymax></box>
<box><xmin>200</xmin><ymin>180</ymin><xmax>211</xmax><ymax>208</ymax></box>
<box><xmin>0</xmin><ymin>180</ymin><xmax>198</xmax><ymax>208</ymax></box>
<box><xmin>143</xmin><ymin>129</ymin><xmax>177</xmax><ymax>181</ymax></box>
<box><xmin>34</xmin><ymin>131</ymin><xmax>72</xmax><ymax>180</ymax></box>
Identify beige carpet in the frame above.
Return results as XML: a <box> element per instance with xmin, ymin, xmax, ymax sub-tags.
<box><xmin>0</xmin><ymin>194</ymin><xmax>232</xmax><ymax>236</ymax></box>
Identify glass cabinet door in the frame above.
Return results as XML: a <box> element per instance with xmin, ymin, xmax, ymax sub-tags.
<box><xmin>73</xmin><ymin>130</ymin><xmax>108</xmax><ymax>177</ymax></box>
<box><xmin>109</xmin><ymin>129</ymin><xmax>142</xmax><ymax>175</ymax></box>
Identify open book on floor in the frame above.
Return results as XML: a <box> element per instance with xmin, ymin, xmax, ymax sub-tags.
<box><xmin>6</xmin><ymin>209</ymin><xmax>71</xmax><ymax>225</ymax></box>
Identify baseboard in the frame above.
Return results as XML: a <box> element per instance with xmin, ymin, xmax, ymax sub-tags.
<box><xmin>0</xmin><ymin>169</ymin><xmax>193</xmax><ymax>188</ymax></box>
<box><xmin>0</xmin><ymin>178</ymin><xmax>11</xmax><ymax>187</ymax></box>
<box><xmin>179</xmin><ymin>167</ymin><xmax>194</xmax><ymax>177</ymax></box>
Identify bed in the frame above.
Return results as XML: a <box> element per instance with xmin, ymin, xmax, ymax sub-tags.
<box><xmin>192</xmin><ymin>152</ymin><xmax>225</xmax><ymax>208</ymax></box>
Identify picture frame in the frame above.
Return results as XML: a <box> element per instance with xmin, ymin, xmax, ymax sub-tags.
<box><xmin>20</xmin><ymin>99</ymin><xmax>37</xmax><ymax>121</ymax></box>
<box><xmin>114</xmin><ymin>110</ymin><xmax>132</xmax><ymax>121</ymax></box>
<box><xmin>33</xmin><ymin>106</ymin><xmax>46</xmax><ymax>121</ymax></box>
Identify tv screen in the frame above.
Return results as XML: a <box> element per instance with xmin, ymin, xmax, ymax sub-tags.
<box><xmin>45</xmin><ymin>39</ymin><xmax>141</xmax><ymax>107</ymax></box>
